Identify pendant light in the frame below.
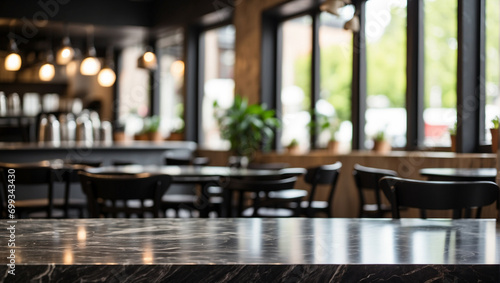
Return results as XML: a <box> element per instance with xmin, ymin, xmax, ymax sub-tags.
<box><xmin>56</xmin><ymin>25</ymin><xmax>75</xmax><ymax>65</ymax></box>
<box><xmin>170</xmin><ymin>60</ymin><xmax>185</xmax><ymax>79</ymax></box>
<box><xmin>97</xmin><ymin>46</ymin><xmax>116</xmax><ymax>87</ymax></box>
<box><xmin>39</xmin><ymin>40</ymin><xmax>55</xmax><ymax>81</ymax></box>
<box><xmin>80</xmin><ymin>26</ymin><xmax>101</xmax><ymax>76</ymax></box>
<box><xmin>137</xmin><ymin>46</ymin><xmax>157</xmax><ymax>70</ymax></box>
<box><xmin>5</xmin><ymin>38</ymin><xmax>22</xmax><ymax>71</ymax></box>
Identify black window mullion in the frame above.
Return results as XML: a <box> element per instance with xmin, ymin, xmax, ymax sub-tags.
<box><xmin>275</xmin><ymin>22</ymin><xmax>284</xmax><ymax>151</ymax></box>
<box><xmin>311</xmin><ymin>11</ymin><xmax>320</xmax><ymax>149</ymax></box>
<box><xmin>185</xmin><ymin>25</ymin><xmax>202</xmax><ymax>143</ymax></box>
<box><xmin>351</xmin><ymin>0</ymin><xmax>367</xmax><ymax>150</ymax></box>
<box><xmin>406</xmin><ymin>0</ymin><xmax>425</xmax><ymax>150</ymax></box>
<box><xmin>456</xmin><ymin>0</ymin><xmax>483</xmax><ymax>153</ymax></box>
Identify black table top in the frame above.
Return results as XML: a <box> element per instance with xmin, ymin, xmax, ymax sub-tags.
<box><xmin>419</xmin><ymin>167</ymin><xmax>497</xmax><ymax>181</ymax></box>
<box><xmin>2</xmin><ymin>218</ymin><xmax>499</xmax><ymax>282</ymax></box>
<box><xmin>2</xmin><ymin>218</ymin><xmax>498</xmax><ymax>265</ymax></box>
<box><xmin>85</xmin><ymin>165</ymin><xmax>287</xmax><ymax>178</ymax></box>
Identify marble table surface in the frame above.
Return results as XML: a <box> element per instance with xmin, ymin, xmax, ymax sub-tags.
<box><xmin>1</xmin><ymin>218</ymin><xmax>499</xmax><ymax>282</ymax></box>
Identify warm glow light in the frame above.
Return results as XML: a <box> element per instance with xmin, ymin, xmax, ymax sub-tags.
<box><xmin>5</xmin><ymin>53</ymin><xmax>22</xmax><ymax>71</ymax></box>
<box><xmin>97</xmin><ymin>67</ymin><xmax>116</xmax><ymax>87</ymax></box>
<box><xmin>56</xmin><ymin>46</ymin><xmax>75</xmax><ymax>65</ymax></box>
<box><xmin>63</xmin><ymin>248</ymin><xmax>74</xmax><ymax>264</ymax></box>
<box><xmin>66</xmin><ymin>60</ymin><xmax>78</xmax><ymax>77</ymax></box>
<box><xmin>170</xmin><ymin>60</ymin><xmax>185</xmax><ymax>78</ymax></box>
<box><xmin>143</xmin><ymin>51</ymin><xmax>155</xmax><ymax>63</ymax></box>
<box><xmin>80</xmin><ymin>57</ymin><xmax>101</xmax><ymax>76</ymax></box>
<box><xmin>39</xmin><ymin>63</ymin><xmax>55</xmax><ymax>81</ymax></box>
<box><xmin>77</xmin><ymin>226</ymin><xmax>87</xmax><ymax>242</ymax></box>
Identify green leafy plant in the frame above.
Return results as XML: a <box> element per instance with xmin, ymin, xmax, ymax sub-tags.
<box><xmin>374</xmin><ymin>130</ymin><xmax>386</xmax><ymax>142</ymax></box>
<box><xmin>449</xmin><ymin>122</ymin><xmax>457</xmax><ymax>135</ymax></box>
<box><xmin>214</xmin><ymin>95</ymin><xmax>280</xmax><ymax>158</ymax></box>
<box><xmin>308</xmin><ymin>111</ymin><xmax>340</xmax><ymax>142</ymax></box>
<box><xmin>492</xmin><ymin>116</ymin><xmax>499</xmax><ymax>129</ymax></box>
<box><xmin>287</xmin><ymin>138</ymin><xmax>299</xmax><ymax>148</ymax></box>
<box><xmin>171</xmin><ymin>104</ymin><xmax>185</xmax><ymax>134</ymax></box>
<box><xmin>142</xmin><ymin>115</ymin><xmax>161</xmax><ymax>133</ymax></box>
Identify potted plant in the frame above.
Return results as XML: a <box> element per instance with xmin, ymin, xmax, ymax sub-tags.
<box><xmin>326</xmin><ymin>119</ymin><xmax>341</xmax><ymax>154</ymax></box>
<box><xmin>308</xmin><ymin>111</ymin><xmax>340</xmax><ymax>154</ymax></box>
<box><xmin>168</xmin><ymin>104</ymin><xmax>185</xmax><ymax>141</ymax></box>
<box><xmin>135</xmin><ymin>116</ymin><xmax>162</xmax><ymax>141</ymax></box>
<box><xmin>214</xmin><ymin>95</ymin><xmax>280</xmax><ymax>162</ymax></box>
<box><xmin>449</xmin><ymin>122</ymin><xmax>457</xmax><ymax>152</ymax></box>
<box><xmin>287</xmin><ymin>138</ymin><xmax>300</xmax><ymax>155</ymax></box>
<box><xmin>372</xmin><ymin>130</ymin><xmax>391</xmax><ymax>153</ymax></box>
<box><xmin>491</xmin><ymin>116</ymin><xmax>499</xmax><ymax>153</ymax></box>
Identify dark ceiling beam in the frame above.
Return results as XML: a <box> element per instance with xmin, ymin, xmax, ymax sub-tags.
<box><xmin>0</xmin><ymin>0</ymin><xmax>155</xmax><ymax>28</ymax></box>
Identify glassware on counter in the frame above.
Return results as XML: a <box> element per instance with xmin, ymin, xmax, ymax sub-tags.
<box><xmin>7</xmin><ymin>93</ymin><xmax>21</xmax><ymax>116</ymax></box>
<box><xmin>0</xmin><ymin>92</ymin><xmax>6</xmax><ymax>116</ymax></box>
<box><xmin>23</xmin><ymin>92</ymin><xmax>41</xmax><ymax>116</ymax></box>
<box><xmin>42</xmin><ymin>93</ymin><xmax>60</xmax><ymax>113</ymax></box>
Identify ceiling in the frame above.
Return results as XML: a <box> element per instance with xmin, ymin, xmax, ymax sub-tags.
<box><xmin>0</xmin><ymin>0</ymin><xmax>163</xmax><ymax>53</ymax></box>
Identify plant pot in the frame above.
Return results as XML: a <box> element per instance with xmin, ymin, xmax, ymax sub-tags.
<box><xmin>373</xmin><ymin>140</ymin><xmax>391</xmax><ymax>154</ymax></box>
<box><xmin>490</xmin><ymin>128</ymin><xmax>498</xmax><ymax>153</ymax></box>
<box><xmin>134</xmin><ymin>133</ymin><xmax>149</xmax><ymax>141</ymax></box>
<box><xmin>450</xmin><ymin>134</ymin><xmax>456</xmax><ymax>152</ymax></box>
<box><xmin>149</xmin><ymin>132</ymin><xmax>163</xmax><ymax>142</ymax></box>
<box><xmin>327</xmin><ymin>140</ymin><xmax>340</xmax><ymax>154</ymax></box>
<box><xmin>167</xmin><ymin>132</ymin><xmax>184</xmax><ymax>141</ymax></box>
<box><xmin>287</xmin><ymin>145</ymin><xmax>301</xmax><ymax>155</ymax></box>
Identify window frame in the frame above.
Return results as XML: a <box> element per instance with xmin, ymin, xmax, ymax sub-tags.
<box><xmin>261</xmin><ymin>0</ymin><xmax>488</xmax><ymax>153</ymax></box>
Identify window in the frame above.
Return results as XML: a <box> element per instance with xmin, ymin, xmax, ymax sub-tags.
<box><xmin>365</xmin><ymin>0</ymin><xmax>407</xmax><ymax>149</ymax></box>
<box><xmin>319</xmin><ymin>11</ymin><xmax>353</xmax><ymax>151</ymax></box>
<box><xmin>201</xmin><ymin>25</ymin><xmax>235</xmax><ymax>149</ymax></box>
<box><xmin>280</xmin><ymin>15</ymin><xmax>312</xmax><ymax>150</ymax></box>
<box><xmin>262</xmin><ymin>0</ymin><xmax>489</xmax><ymax>153</ymax></box>
<box><xmin>485</xmin><ymin>0</ymin><xmax>500</xmax><ymax>141</ymax></box>
<box><xmin>118</xmin><ymin>46</ymin><xmax>151</xmax><ymax>137</ymax></box>
<box><xmin>158</xmin><ymin>31</ymin><xmax>184</xmax><ymax>138</ymax></box>
<box><xmin>423</xmin><ymin>0</ymin><xmax>457</xmax><ymax>148</ymax></box>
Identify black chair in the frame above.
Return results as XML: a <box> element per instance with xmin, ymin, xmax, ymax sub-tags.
<box><xmin>352</xmin><ymin>164</ymin><xmax>397</xmax><ymax>218</ymax></box>
<box><xmin>225</xmin><ymin>175</ymin><xmax>300</xmax><ymax>217</ymax></box>
<box><xmin>291</xmin><ymin>162</ymin><xmax>342</xmax><ymax>217</ymax></box>
<box><xmin>58</xmin><ymin>160</ymin><xmax>102</xmax><ymax>218</ymax></box>
<box><xmin>163</xmin><ymin>152</ymin><xmax>217</xmax><ymax>217</ymax></box>
<box><xmin>0</xmin><ymin>161</ymin><xmax>56</xmax><ymax>218</ymax></box>
<box><xmin>78</xmin><ymin>171</ymin><xmax>172</xmax><ymax>218</ymax></box>
<box><xmin>257</xmin><ymin>167</ymin><xmax>308</xmax><ymax>214</ymax></box>
<box><xmin>379</xmin><ymin>176</ymin><xmax>500</xmax><ymax>219</ymax></box>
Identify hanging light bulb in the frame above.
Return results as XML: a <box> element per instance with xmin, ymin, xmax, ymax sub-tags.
<box><xmin>39</xmin><ymin>41</ymin><xmax>55</xmax><ymax>81</ymax></box>
<box><xmin>320</xmin><ymin>0</ymin><xmax>346</xmax><ymax>16</ymax></box>
<box><xmin>170</xmin><ymin>60</ymin><xmax>184</xmax><ymax>78</ymax></box>
<box><xmin>98</xmin><ymin>46</ymin><xmax>116</xmax><ymax>87</ymax></box>
<box><xmin>39</xmin><ymin>63</ymin><xmax>55</xmax><ymax>81</ymax></box>
<box><xmin>97</xmin><ymin>67</ymin><xmax>116</xmax><ymax>87</ymax></box>
<box><xmin>56</xmin><ymin>36</ymin><xmax>75</xmax><ymax>65</ymax></box>
<box><xmin>4</xmin><ymin>39</ymin><xmax>22</xmax><ymax>71</ymax></box>
<box><xmin>137</xmin><ymin>46</ymin><xmax>157</xmax><ymax>70</ymax></box>
<box><xmin>80</xmin><ymin>26</ymin><xmax>101</xmax><ymax>76</ymax></box>
<box><xmin>80</xmin><ymin>51</ymin><xmax>101</xmax><ymax>76</ymax></box>
<box><xmin>344</xmin><ymin>14</ymin><xmax>360</xmax><ymax>32</ymax></box>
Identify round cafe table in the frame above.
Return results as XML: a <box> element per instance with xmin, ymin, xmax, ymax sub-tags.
<box><xmin>85</xmin><ymin>165</ymin><xmax>306</xmax><ymax>217</ymax></box>
<box><xmin>419</xmin><ymin>167</ymin><xmax>497</xmax><ymax>182</ymax></box>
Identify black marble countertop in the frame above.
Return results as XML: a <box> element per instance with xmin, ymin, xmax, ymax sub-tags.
<box><xmin>1</xmin><ymin>218</ymin><xmax>499</xmax><ymax>282</ymax></box>
<box><xmin>2</xmin><ymin>218</ymin><xmax>498</xmax><ymax>265</ymax></box>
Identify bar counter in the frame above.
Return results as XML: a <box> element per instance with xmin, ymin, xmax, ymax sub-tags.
<box><xmin>0</xmin><ymin>218</ymin><xmax>498</xmax><ymax>282</ymax></box>
<box><xmin>0</xmin><ymin>141</ymin><xmax>197</xmax><ymax>165</ymax></box>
